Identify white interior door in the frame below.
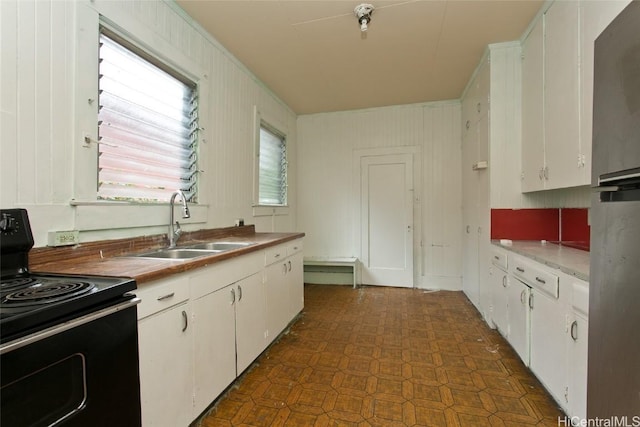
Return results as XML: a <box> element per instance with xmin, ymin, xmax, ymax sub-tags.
<box><xmin>360</xmin><ymin>154</ymin><xmax>414</xmax><ymax>287</ymax></box>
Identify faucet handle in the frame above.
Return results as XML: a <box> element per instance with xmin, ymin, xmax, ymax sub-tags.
<box><xmin>174</xmin><ymin>221</ymin><xmax>182</xmax><ymax>237</ymax></box>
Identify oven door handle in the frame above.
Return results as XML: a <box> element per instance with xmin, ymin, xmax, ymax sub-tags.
<box><xmin>0</xmin><ymin>297</ymin><xmax>141</xmax><ymax>355</ymax></box>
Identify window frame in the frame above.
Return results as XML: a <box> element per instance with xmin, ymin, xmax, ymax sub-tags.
<box><xmin>253</xmin><ymin>107</ymin><xmax>289</xmax><ymax>217</ymax></box>
<box><xmin>97</xmin><ymin>27</ymin><xmax>199</xmax><ymax>204</ymax></box>
<box><xmin>71</xmin><ymin>7</ymin><xmax>209</xmax><ymax>232</ymax></box>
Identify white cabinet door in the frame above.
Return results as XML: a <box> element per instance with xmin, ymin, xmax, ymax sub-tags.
<box><xmin>287</xmin><ymin>250</ymin><xmax>304</xmax><ymax>318</ymax></box>
<box><xmin>235</xmin><ymin>272</ymin><xmax>267</xmax><ymax>374</ymax></box>
<box><xmin>192</xmin><ymin>286</ymin><xmax>236</xmax><ymax>416</ymax></box>
<box><xmin>544</xmin><ymin>0</ymin><xmax>582</xmax><ymax>190</ymax></box>
<box><xmin>521</xmin><ymin>17</ymin><xmax>545</xmax><ymax>192</ymax></box>
<box><xmin>529</xmin><ymin>287</ymin><xmax>568</xmax><ymax>408</ymax></box>
<box><xmin>506</xmin><ymin>277</ymin><xmax>530</xmax><ymax>365</ymax></box>
<box><xmin>138</xmin><ymin>301</ymin><xmax>193</xmax><ymax>427</ymax></box>
<box><xmin>265</xmin><ymin>260</ymin><xmax>290</xmax><ymax>342</ymax></box>
<box><xmin>490</xmin><ymin>266</ymin><xmax>508</xmax><ymax>335</ymax></box>
<box><xmin>568</xmin><ymin>311</ymin><xmax>588</xmax><ymax>421</ymax></box>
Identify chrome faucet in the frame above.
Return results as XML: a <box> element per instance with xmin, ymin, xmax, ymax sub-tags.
<box><xmin>168</xmin><ymin>190</ymin><xmax>190</xmax><ymax>248</ymax></box>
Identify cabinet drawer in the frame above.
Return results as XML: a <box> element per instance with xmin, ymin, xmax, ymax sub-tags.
<box><xmin>137</xmin><ymin>276</ymin><xmax>189</xmax><ymax>320</ymax></box>
<box><xmin>571</xmin><ymin>281</ymin><xmax>589</xmax><ymax>316</ymax></box>
<box><xmin>287</xmin><ymin>240</ymin><xmax>303</xmax><ymax>257</ymax></box>
<box><xmin>190</xmin><ymin>251</ymin><xmax>263</xmax><ymax>300</ymax></box>
<box><xmin>491</xmin><ymin>248</ymin><xmax>508</xmax><ymax>271</ymax></box>
<box><xmin>510</xmin><ymin>256</ymin><xmax>559</xmax><ymax>299</ymax></box>
<box><xmin>265</xmin><ymin>244</ymin><xmax>287</xmax><ymax>266</ymax></box>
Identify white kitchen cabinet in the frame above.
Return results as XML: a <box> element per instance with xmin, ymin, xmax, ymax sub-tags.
<box><xmin>192</xmin><ymin>284</ymin><xmax>236</xmax><ymax>416</ymax></box>
<box><xmin>265</xmin><ymin>239</ymin><xmax>304</xmax><ymax>343</ymax></box>
<box><xmin>265</xmin><ymin>244</ymin><xmax>291</xmax><ymax>341</ymax></box>
<box><xmin>506</xmin><ymin>275</ymin><xmax>530</xmax><ymax>365</ymax></box>
<box><xmin>287</xmin><ymin>241</ymin><xmax>304</xmax><ymax>317</ymax></box>
<box><xmin>566</xmin><ymin>277</ymin><xmax>589</xmax><ymax>421</ymax></box>
<box><xmin>544</xmin><ymin>0</ymin><xmax>582</xmax><ymax>190</ymax></box>
<box><xmin>529</xmin><ymin>286</ymin><xmax>567</xmax><ymax>406</ymax></box>
<box><xmin>190</xmin><ymin>251</ymin><xmax>265</xmax><ymax>416</ymax></box>
<box><xmin>521</xmin><ymin>16</ymin><xmax>545</xmax><ymax>193</ymax></box>
<box><xmin>462</xmin><ymin>58</ymin><xmax>490</xmax><ymax>319</ymax></box>
<box><xmin>579</xmin><ymin>0</ymin><xmax>631</xmax><ymax>185</ymax></box>
<box><xmin>235</xmin><ymin>272</ymin><xmax>268</xmax><ymax>373</ymax></box>
<box><xmin>137</xmin><ymin>276</ymin><xmax>193</xmax><ymax>427</ymax></box>
<box><xmin>489</xmin><ymin>248</ymin><xmax>508</xmax><ymax>335</ymax></box>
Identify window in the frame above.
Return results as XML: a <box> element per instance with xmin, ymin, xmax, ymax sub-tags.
<box><xmin>97</xmin><ymin>30</ymin><xmax>198</xmax><ymax>202</ymax></box>
<box><xmin>257</xmin><ymin>124</ymin><xmax>288</xmax><ymax>206</ymax></box>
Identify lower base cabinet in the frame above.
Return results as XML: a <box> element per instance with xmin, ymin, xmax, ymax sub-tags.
<box><xmin>506</xmin><ymin>276</ymin><xmax>530</xmax><ymax>365</ymax></box>
<box><xmin>137</xmin><ymin>238</ymin><xmax>304</xmax><ymax>426</ymax></box>
<box><xmin>138</xmin><ymin>295</ymin><xmax>193</xmax><ymax>427</ymax></box>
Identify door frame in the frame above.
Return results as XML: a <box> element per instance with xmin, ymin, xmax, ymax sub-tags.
<box><xmin>352</xmin><ymin>146</ymin><xmax>422</xmax><ymax>287</ymax></box>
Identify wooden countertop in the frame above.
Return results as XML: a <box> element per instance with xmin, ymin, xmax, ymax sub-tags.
<box><xmin>30</xmin><ymin>226</ymin><xmax>304</xmax><ymax>285</ymax></box>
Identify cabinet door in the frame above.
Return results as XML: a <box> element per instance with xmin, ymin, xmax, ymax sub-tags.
<box><xmin>568</xmin><ymin>311</ymin><xmax>588</xmax><ymax>420</ymax></box>
<box><xmin>192</xmin><ymin>287</ymin><xmax>236</xmax><ymax>416</ymax></box>
<box><xmin>490</xmin><ymin>267</ymin><xmax>508</xmax><ymax>335</ymax></box>
<box><xmin>138</xmin><ymin>302</ymin><xmax>193</xmax><ymax>427</ymax></box>
<box><xmin>235</xmin><ymin>273</ymin><xmax>267</xmax><ymax>374</ymax></box>
<box><xmin>265</xmin><ymin>261</ymin><xmax>290</xmax><ymax>342</ymax></box>
<box><xmin>521</xmin><ymin>17</ymin><xmax>545</xmax><ymax>192</ymax></box>
<box><xmin>288</xmin><ymin>251</ymin><xmax>304</xmax><ymax>317</ymax></box>
<box><xmin>529</xmin><ymin>288</ymin><xmax>567</xmax><ymax>407</ymax></box>
<box><xmin>579</xmin><ymin>0</ymin><xmax>631</xmax><ymax>186</ymax></box>
<box><xmin>506</xmin><ymin>277</ymin><xmax>530</xmax><ymax>365</ymax></box>
<box><xmin>544</xmin><ymin>0</ymin><xmax>582</xmax><ymax>190</ymax></box>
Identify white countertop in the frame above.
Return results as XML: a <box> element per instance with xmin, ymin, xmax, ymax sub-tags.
<box><xmin>492</xmin><ymin>240</ymin><xmax>590</xmax><ymax>281</ymax></box>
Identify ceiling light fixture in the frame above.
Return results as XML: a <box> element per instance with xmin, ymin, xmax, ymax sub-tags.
<box><xmin>354</xmin><ymin>3</ymin><xmax>374</xmax><ymax>32</ymax></box>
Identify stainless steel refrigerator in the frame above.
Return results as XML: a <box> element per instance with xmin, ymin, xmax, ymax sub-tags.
<box><xmin>589</xmin><ymin>0</ymin><xmax>640</xmax><ymax>418</ymax></box>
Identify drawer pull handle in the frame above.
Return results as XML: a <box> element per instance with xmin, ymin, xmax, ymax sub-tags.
<box><xmin>494</xmin><ymin>255</ymin><xmax>500</xmax><ymax>260</ymax></box>
<box><xmin>570</xmin><ymin>321</ymin><xmax>578</xmax><ymax>341</ymax></box>
<box><xmin>157</xmin><ymin>292</ymin><xmax>175</xmax><ymax>301</ymax></box>
<box><xmin>288</xmin><ymin>260</ymin><xmax>292</xmax><ymax>272</ymax></box>
<box><xmin>237</xmin><ymin>285</ymin><xmax>243</xmax><ymax>302</ymax></box>
<box><xmin>181</xmin><ymin>310</ymin><xmax>188</xmax><ymax>332</ymax></box>
<box><xmin>502</xmin><ymin>276</ymin><xmax>507</xmax><ymax>288</ymax></box>
<box><xmin>516</xmin><ymin>267</ymin><xmax>525</xmax><ymax>273</ymax></box>
<box><xmin>274</xmin><ymin>253</ymin><xmax>281</xmax><ymax>258</ymax></box>
<box><xmin>535</xmin><ymin>277</ymin><xmax>546</xmax><ymax>284</ymax></box>
<box><xmin>230</xmin><ymin>288</ymin><xmax>236</xmax><ymax>304</ymax></box>
<box><xmin>529</xmin><ymin>293</ymin><xmax>534</xmax><ymax>309</ymax></box>
<box><xmin>520</xmin><ymin>289</ymin><xmax>526</xmax><ymax>304</ymax></box>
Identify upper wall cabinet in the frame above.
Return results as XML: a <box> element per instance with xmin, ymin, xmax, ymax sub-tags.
<box><xmin>521</xmin><ymin>0</ymin><xmax>632</xmax><ymax>193</ymax></box>
<box><xmin>521</xmin><ymin>18</ymin><xmax>545</xmax><ymax>192</ymax></box>
<box><xmin>522</xmin><ymin>1</ymin><xmax>584</xmax><ymax>192</ymax></box>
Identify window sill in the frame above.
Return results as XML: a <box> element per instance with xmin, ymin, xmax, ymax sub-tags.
<box><xmin>253</xmin><ymin>205</ymin><xmax>289</xmax><ymax>217</ymax></box>
<box><xmin>70</xmin><ymin>200</ymin><xmax>208</xmax><ymax>231</ymax></box>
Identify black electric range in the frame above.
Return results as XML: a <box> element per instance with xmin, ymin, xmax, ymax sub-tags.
<box><xmin>0</xmin><ymin>209</ymin><xmax>136</xmax><ymax>344</ymax></box>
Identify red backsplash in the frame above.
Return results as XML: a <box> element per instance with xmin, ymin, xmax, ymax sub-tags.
<box><xmin>560</xmin><ymin>208</ymin><xmax>591</xmax><ymax>250</ymax></box>
<box><xmin>490</xmin><ymin>208</ymin><xmax>590</xmax><ymax>251</ymax></box>
<box><xmin>491</xmin><ymin>209</ymin><xmax>560</xmax><ymax>241</ymax></box>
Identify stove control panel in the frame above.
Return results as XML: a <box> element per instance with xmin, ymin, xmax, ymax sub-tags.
<box><xmin>0</xmin><ymin>209</ymin><xmax>34</xmax><ymax>253</ymax></box>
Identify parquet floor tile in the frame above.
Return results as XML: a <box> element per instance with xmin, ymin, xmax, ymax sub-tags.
<box><xmin>198</xmin><ymin>285</ymin><xmax>565</xmax><ymax>426</ymax></box>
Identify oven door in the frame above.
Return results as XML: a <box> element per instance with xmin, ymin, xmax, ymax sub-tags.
<box><xmin>0</xmin><ymin>298</ymin><xmax>141</xmax><ymax>427</ymax></box>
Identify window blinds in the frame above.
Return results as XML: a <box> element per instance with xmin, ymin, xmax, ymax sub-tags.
<box><xmin>98</xmin><ymin>32</ymin><xmax>198</xmax><ymax>202</ymax></box>
<box><xmin>259</xmin><ymin>126</ymin><xmax>287</xmax><ymax>205</ymax></box>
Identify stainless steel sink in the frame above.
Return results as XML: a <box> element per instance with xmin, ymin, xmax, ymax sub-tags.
<box><xmin>185</xmin><ymin>242</ymin><xmax>253</xmax><ymax>251</ymax></box>
<box><xmin>130</xmin><ymin>248</ymin><xmax>221</xmax><ymax>260</ymax></box>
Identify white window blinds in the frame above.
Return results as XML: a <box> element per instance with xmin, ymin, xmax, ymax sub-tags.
<box><xmin>98</xmin><ymin>32</ymin><xmax>198</xmax><ymax>202</ymax></box>
<box><xmin>258</xmin><ymin>126</ymin><xmax>287</xmax><ymax>205</ymax></box>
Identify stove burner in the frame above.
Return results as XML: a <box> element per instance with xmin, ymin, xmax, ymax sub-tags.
<box><xmin>3</xmin><ymin>282</ymin><xmax>96</xmax><ymax>307</ymax></box>
<box><xmin>1</xmin><ymin>277</ymin><xmax>39</xmax><ymax>293</ymax></box>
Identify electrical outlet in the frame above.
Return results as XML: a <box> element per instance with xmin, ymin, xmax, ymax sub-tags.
<box><xmin>47</xmin><ymin>230</ymin><xmax>80</xmax><ymax>247</ymax></box>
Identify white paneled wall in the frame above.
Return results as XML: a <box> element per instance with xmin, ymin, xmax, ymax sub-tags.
<box><xmin>297</xmin><ymin>102</ymin><xmax>462</xmax><ymax>290</ymax></box>
<box><xmin>1</xmin><ymin>0</ymin><xmax>297</xmax><ymax>246</ymax></box>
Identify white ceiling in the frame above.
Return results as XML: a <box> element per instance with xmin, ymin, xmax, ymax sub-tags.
<box><xmin>176</xmin><ymin>0</ymin><xmax>543</xmax><ymax>115</ymax></box>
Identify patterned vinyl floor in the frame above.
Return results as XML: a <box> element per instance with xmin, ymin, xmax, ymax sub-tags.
<box><xmin>198</xmin><ymin>284</ymin><xmax>565</xmax><ymax>426</ymax></box>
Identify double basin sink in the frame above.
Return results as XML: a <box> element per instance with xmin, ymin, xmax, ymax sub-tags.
<box><xmin>129</xmin><ymin>242</ymin><xmax>254</xmax><ymax>260</ymax></box>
